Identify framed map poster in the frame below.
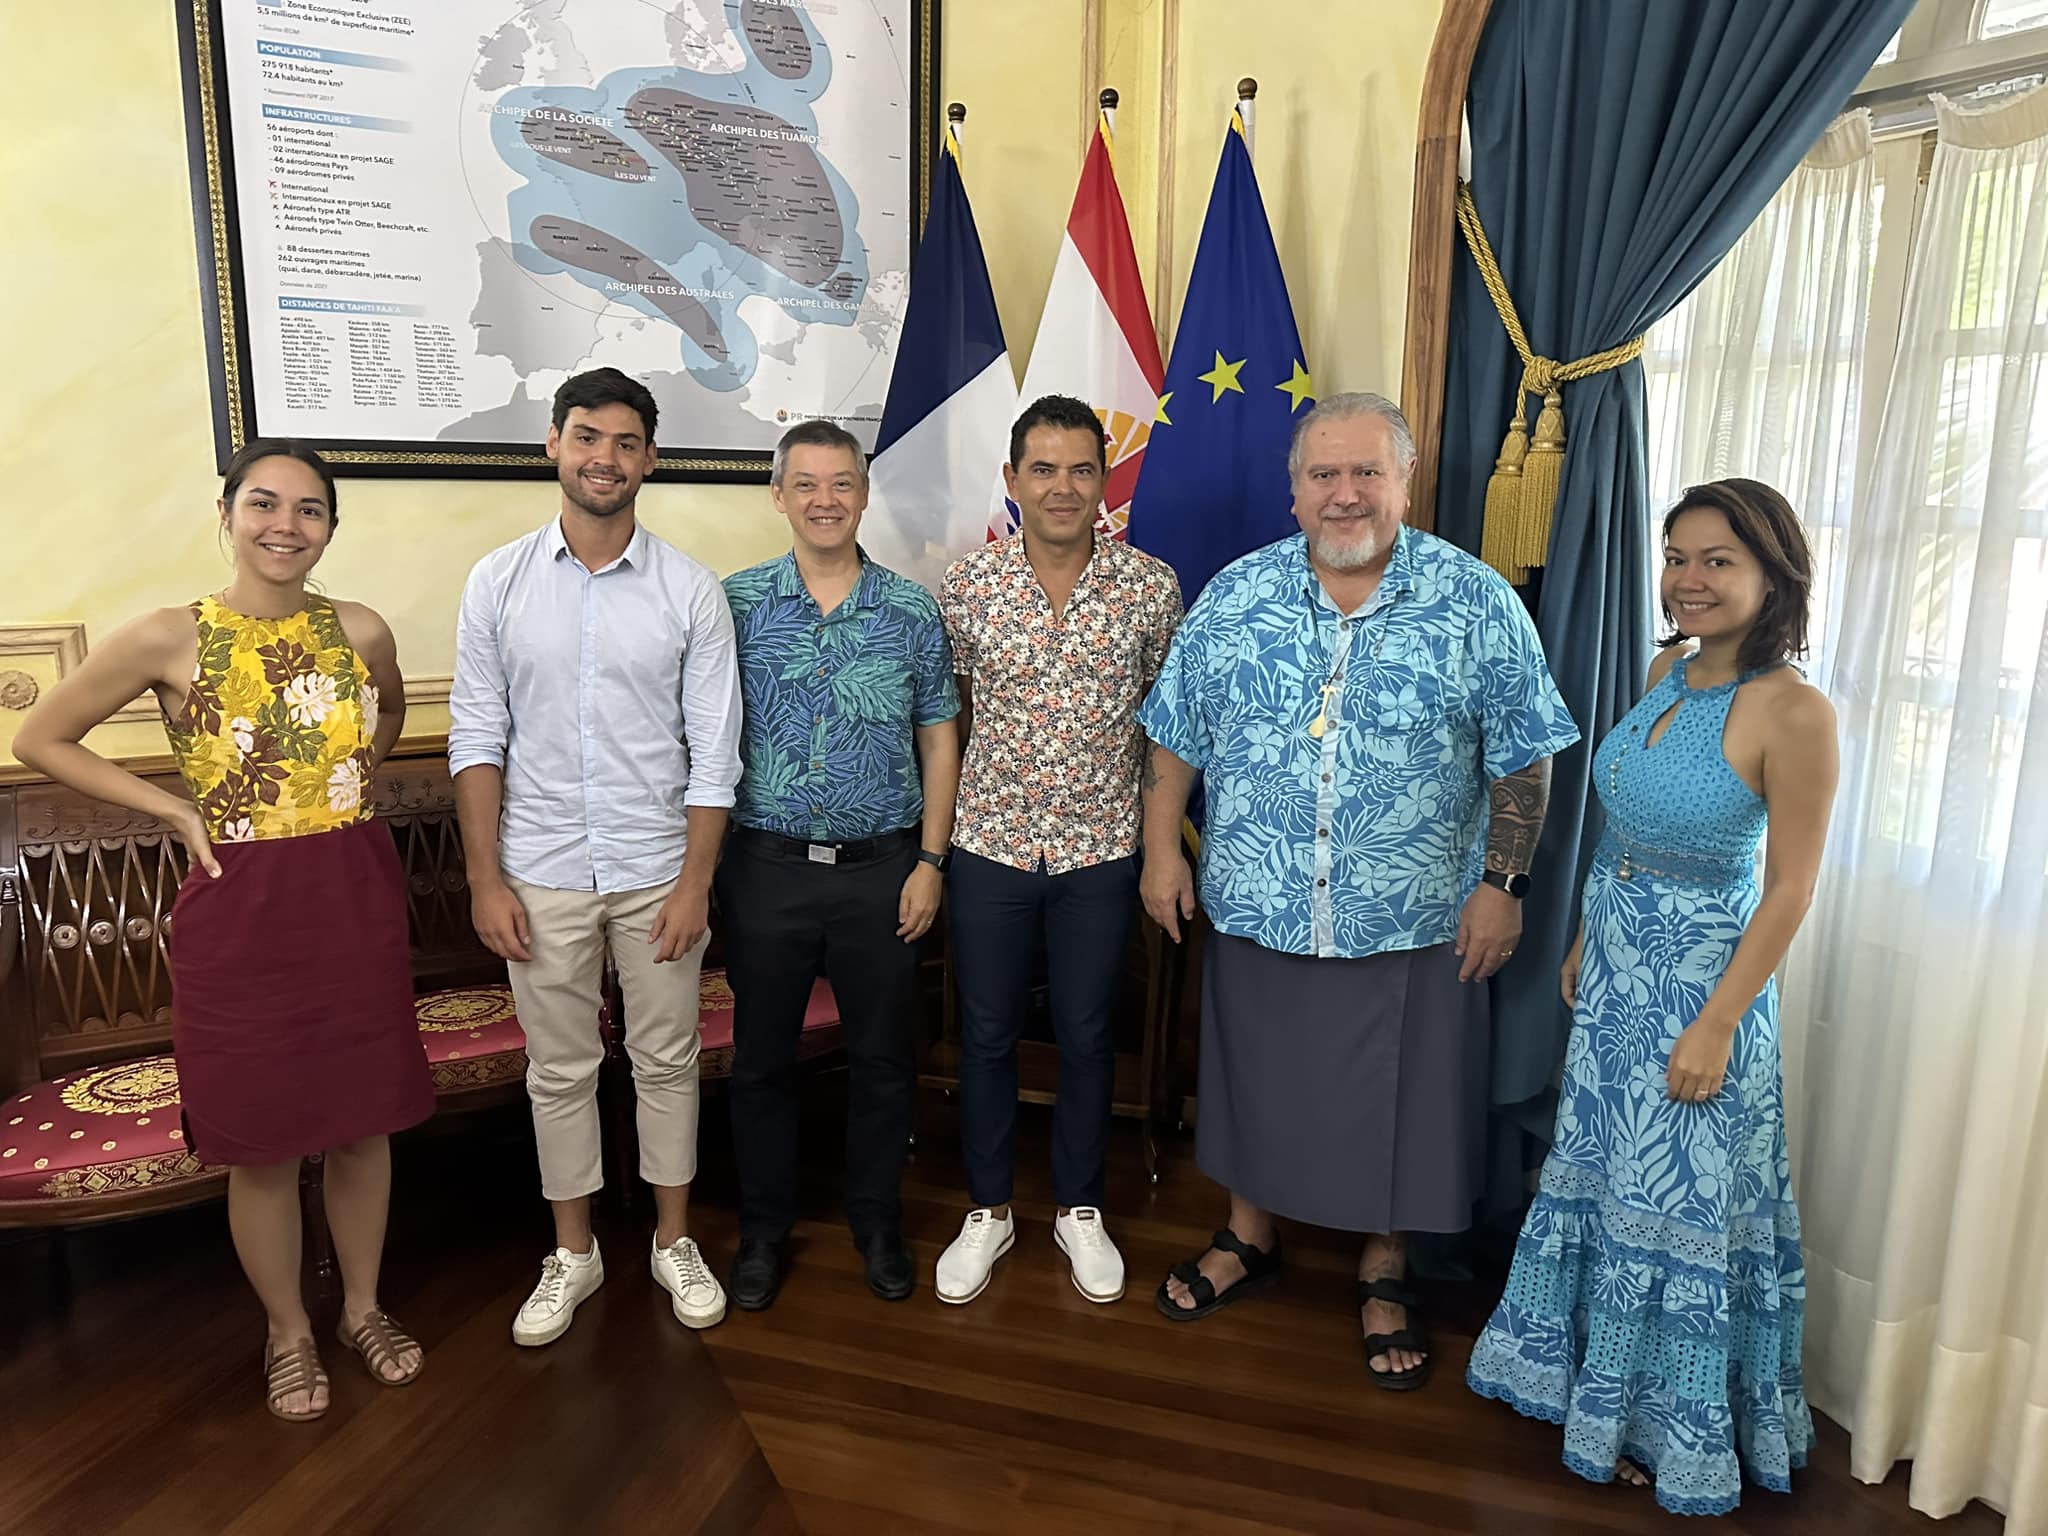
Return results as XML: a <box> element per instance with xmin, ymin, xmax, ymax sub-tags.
<box><xmin>177</xmin><ymin>1</ymin><xmax>939</xmax><ymax>479</ymax></box>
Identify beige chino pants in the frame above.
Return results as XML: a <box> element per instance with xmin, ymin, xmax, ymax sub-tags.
<box><xmin>505</xmin><ymin>877</ymin><xmax>707</xmax><ymax>1201</ymax></box>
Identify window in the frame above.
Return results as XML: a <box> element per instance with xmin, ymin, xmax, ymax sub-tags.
<box><xmin>1859</xmin><ymin>0</ymin><xmax>2048</xmax><ymax>136</ymax></box>
<box><xmin>1642</xmin><ymin>118</ymin><xmax>1897</xmax><ymax>678</ymax></box>
<box><xmin>1649</xmin><ymin>0</ymin><xmax>2048</xmax><ymax>872</ymax></box>
<box><xmin>1979</xmin><ymin>0</ymin><xmax>2048</xmax><ymax>41</ymax></box>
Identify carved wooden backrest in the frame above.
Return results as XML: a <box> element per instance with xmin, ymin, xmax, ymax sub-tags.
<box><xmin>11</xmin><ymin>775</ymin><xmax>189</xmax><ymax>1078</ymax></box>
<box><xmin>371</xmin><ymin>758</ymin><xmax>498</xmax><ymax>991</ymax></box>
<box><xmin>0</xmin><ymin>752</ymin><xmax>498</xmax><ymax>1095</ymax></box>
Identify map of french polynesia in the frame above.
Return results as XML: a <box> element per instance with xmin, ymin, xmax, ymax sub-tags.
<box><xmin>217</xmin><ymin>1</ymin><xmax>913</xmax><ymax>452</ymax></box>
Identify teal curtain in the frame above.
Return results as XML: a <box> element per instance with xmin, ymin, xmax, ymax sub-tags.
<box><xmin>1435</xmin><ymin>0</ymin><xmax>1914</xmax><ymax>1210</ymax></box>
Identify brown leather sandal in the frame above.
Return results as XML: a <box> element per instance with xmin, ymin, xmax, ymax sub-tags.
<box><xmin>337</xmin><ymin>1308</ymin><xmax>424</xmax><ymax>1386</ymax></box>
<box><xmin>263</xmin><ymin>1338</ymin><xmax>330</xmax><ymax>1421</ymax></box>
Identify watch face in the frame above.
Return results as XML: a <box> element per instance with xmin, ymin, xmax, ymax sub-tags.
<box><xmin>1506</xmin><ymin>872</ymin><xmax>1531</xmax><ymax>897</ymax></box>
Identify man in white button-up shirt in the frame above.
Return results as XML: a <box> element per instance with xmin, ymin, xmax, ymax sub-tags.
<box><xmin>449</xmin><ymin>368</ymin><xmax>742</xmax><ymax>1345</ymax></box>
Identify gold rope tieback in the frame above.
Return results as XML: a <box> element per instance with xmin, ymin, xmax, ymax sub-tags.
<box><xmin>1455</xmin><ymin>180</ymin><xmax>1646</xmax><ymax>584</ymax></box>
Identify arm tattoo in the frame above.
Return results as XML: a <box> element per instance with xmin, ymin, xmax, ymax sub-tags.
<box><xmin>1142</xmin><ymin>747</ymin><xmax>1160</xmax><ymax>791</ymax></box>
<box><xmin>1486</xmin><ymin>759</ymin><xmax>1550</xmax><ymax>873</ymax></box>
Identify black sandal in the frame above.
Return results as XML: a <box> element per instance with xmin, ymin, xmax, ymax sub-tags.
<box><xmin>1358</xmin><ymin>1278</ymin><xmax>1432</xmax><ymax>1391</ymax></box>
<box><xmin>1154</xmin><ymin>1227</ymin><xmax>1282</xmax><ymax>1322</ymax></box>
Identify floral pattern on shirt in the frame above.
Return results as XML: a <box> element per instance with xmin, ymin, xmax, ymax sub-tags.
<box><xmin>1139</xmin><ymin>528</ymin><xmax>1580</xmax><ymax>957</ymax></box>
<box><xmin>941</xmin><ymin>533</ymin><xmax>1184</xmax><ymax>874</ymax></box>
<box><xmin>724</xmin><ymin>550</ymin><xmax>958</xmax><ymax>841</ymax></box>
<box><xmin>165</xmin><ymin>595</ymin><xmax>377</xmax><ymax>841</ymax></box>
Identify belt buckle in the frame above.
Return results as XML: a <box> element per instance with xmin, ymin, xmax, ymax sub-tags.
<box><xmin>807</xmin><ymin>843</ymin><xmax>838</xmax><ymax>866</ymax></box>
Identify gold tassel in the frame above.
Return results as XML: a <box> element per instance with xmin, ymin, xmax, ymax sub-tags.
<box><xmin>1480</xmin><ymin>396</ymin><xmax>1530</xmax><ymax>584</ymax></box>
<box><xmin>1516</xmin><ymin>386</ymin><xmax>1566</xmax><ymax>573</ymax></box>
<box><xmin>1455</xmin><ymin>179</ymin><xmax>1647</xmax><ymax>585</ymax></box>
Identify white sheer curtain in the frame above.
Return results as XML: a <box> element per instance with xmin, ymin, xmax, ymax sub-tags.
<box><xmin>1782</xmin><ymin>87</ymin><xmax>2048</xmax><ymax>1530</ymax></box>
<box><xmin>1642</xmin><ymin>111</ymin><xmax>1881</xmax><ymax>683</ymax></box>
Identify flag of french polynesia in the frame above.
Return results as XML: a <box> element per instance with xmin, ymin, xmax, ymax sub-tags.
<box><xmin>989</xmin><ymin>104</ymin><xmax>1164</xmax><ymax>541</ymax></box>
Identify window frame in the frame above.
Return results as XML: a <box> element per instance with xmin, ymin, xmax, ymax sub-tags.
<box><xmin>1856</xmin><ymin>0</ymin><xmax>2048</xmax><ymax>135</ymax></box>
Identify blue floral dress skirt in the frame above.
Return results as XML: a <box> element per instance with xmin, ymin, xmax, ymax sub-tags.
<box><xmin>1466</xmin><ymin>656</ymin><xmax>1811</xmax><ymax>1517</ymax></box>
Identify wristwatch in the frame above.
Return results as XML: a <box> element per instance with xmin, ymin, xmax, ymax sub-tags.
<box><xmin>1482</xmin><ymin>868</ymin><xmax>1532</xmax><ymax>898</ymax></box>
<box><xmin>917</xmin><ymin>849</ymin><xmax>952</xmax><ymax>873</ymax></box>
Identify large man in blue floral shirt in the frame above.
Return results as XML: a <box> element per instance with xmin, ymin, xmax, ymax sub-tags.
<box><xmin>718</xmin><ymin>419</ymin><xmax>961</xmax><ymax>1310</ymax></box>
<box><xmin>1138</xmin><ymin>392</ymin><xmax>1578</xmax><ymax>1389</ymax></box>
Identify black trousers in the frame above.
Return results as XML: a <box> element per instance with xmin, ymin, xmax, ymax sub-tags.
<box><xmin>947</xmin><ymin>848</ymin><xmax>1137</xmax><ymax>1209</ymax></box>
<box><xmin>715</xmin><ymin>827</ymin><xmax>920</xmax><ymax>1245</ymax></box>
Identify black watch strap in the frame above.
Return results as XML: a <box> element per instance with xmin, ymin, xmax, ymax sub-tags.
<box><xmin>1482</xmin><ymin>868</ymin><xmax>1532</xmax><ymax>898</ymax></box>
<box><xmin>917</xmin><ymin>849</ymin><xmax>951</xmax><ymax>872</ymax></box>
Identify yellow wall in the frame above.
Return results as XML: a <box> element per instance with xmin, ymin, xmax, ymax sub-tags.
<box><xmin>1105</xmin><ymin>0</ymin><xmax>1439</xmax><ymax>393</ymax></box>
<box><xmin>1154</xmin><ymin>0</ymin><xmax>1438</xmax><ymax>397</ymax></box>
<box><xmin>948</xmin><ymin>0</ymin><xmax>1094</xmax><ymax>369</ymax></box>
<box><xmin>1</xmin><ymin>0</ymin><xmax>1438</xmax><ymax>770</ymax></box>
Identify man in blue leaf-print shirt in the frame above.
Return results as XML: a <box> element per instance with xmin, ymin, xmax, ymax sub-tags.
<box><xmin>717</xmin><ymin>419</ymin><xmax>962</xmax><ymax>1311</ymax></box>
<box><xmin>1137</xmin><ymin>392</ymin><xmax>1580</xmax><ymax>1390</ymax></box>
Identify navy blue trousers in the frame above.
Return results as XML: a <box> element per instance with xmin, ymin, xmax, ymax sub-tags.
<box><xmin>947</xmin><ymin>848</ymin><xmax>1136</xmax><ymax>1209</ymax></box>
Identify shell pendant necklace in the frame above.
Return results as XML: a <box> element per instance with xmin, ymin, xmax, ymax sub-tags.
<box><xmin>1306</xmin><ymin>614</ymin><xmax>1391</xmax><ymax>739</ymax></box>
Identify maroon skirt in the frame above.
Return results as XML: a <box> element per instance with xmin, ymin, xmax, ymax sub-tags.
<box><xmin>167</xmin><ymin>817</ymin><xmax>434</xmax><ymax>1165</ymax></box>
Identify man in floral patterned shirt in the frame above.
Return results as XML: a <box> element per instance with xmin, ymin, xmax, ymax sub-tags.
<box><xmin>933</xmin><ymin>394</ymin><xmax>1184</xmax><ymax>1307</ymax></box>
<box><xmin>1139</xmin><ymin>392</ymin><xmax>1579</xmax><ymax>1390</ymax></box>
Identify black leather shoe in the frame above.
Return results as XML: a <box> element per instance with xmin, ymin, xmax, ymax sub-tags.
<box><xmin>728</xmin><ymin>1239</ymin><xmax>787</xmax><ymax>1311</ymax></box>
<box><xmin>858</xmin><ymin>1232</ymin><xmax>915</xmax><ymax>1301</ymax></box>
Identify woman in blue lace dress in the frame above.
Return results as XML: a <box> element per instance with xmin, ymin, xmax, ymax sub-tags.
<box><xmin>1467</xmin><ymin>479</ymin><xmax>1839</xmax><ymax>1517</ymax></box>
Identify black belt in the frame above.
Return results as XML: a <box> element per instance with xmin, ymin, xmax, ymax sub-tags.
<box><xmin>730</xmin><ymin>824</ymin><xmax>918</xmax><ymax>864</ymax></box>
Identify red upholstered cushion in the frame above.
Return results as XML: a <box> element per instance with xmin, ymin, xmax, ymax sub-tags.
<box><xmin>697</xmin><ymin>969</ymin><xmax>840</xmax><ymax>1078</ymax></box>
<box><xmin>0</xmin><ymin>987</ymin><xmax>534</xmax><ymax>1212</ymax></box>
<box><xmin>407</xmin><ymin>976</ymin><xmax>842</xmax><ymax>1089</ymax></box>
<box><xmin>414</xmin><ymin>985</ymin><xmax>529</xmax><ymax>1094</ymax></box>
<box><xmin>0</xmin><ymin>1056</ymin><xmax>222</xmax><ymax>1209</ymax></box>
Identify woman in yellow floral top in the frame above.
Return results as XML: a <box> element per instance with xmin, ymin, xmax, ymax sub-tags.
<box><xmin>16</xmin><ymin>441</ymin><xmax>434</xmax><ymax>1421</ymax></box>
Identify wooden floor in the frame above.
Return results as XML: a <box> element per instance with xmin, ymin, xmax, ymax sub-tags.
<box><xmin>0</xmin><ymin>1085</ymin><xmax>2000</xmax><ymax>1536</ymax></box>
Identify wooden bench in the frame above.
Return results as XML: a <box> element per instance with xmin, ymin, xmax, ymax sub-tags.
<box><xmin>0</xmin><ymin>747</ymin><xmax>845</xmax><ymax>1233</ymax></box>
<box><xmin>0</xmin><ymin>738</ymin><xmax>1193</xmax><ymax>1238</ymax></box>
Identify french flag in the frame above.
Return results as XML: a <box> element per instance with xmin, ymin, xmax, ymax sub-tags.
<box><xmin>990</xmin><ymin>96</ymin><xmax>1163</xmax><ymax>541</ymax></box>
<box><xmin>861</xmin><ymin>113</ymin><xmax>1019</xmax><ymax>594</ymax></box>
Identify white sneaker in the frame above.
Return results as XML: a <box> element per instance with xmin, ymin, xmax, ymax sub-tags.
<box><xmin>512</xmin><ymin>1238</ymin><xmax>605</xmax><ymax>1346</ymax></box>
<box><xmin>651</xmin><ymin>1235</ymin><xmax>727</xmax><ymax>1329</ymax></box>
<box><xmin>934</xmin><ymin>1207</ymin><xmax>1015</xmax><ymax>1305</ymax></box>
<box><xmin>1054</xmin><ymin>1207</ymin><xmax>1125</xmax><ymax>1303</ymax></box>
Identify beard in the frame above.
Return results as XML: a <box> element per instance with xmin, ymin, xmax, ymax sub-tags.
<box><xmin>1311</xmin><ymin>525</ymin><xmax>1385</xmax><ymax>571</ymax></box>
<box><xmin>561</xmin><ymin>470</ymin><xmax>635</xmax><ymax>518</ymax></box>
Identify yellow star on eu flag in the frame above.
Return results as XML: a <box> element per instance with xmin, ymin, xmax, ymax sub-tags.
<box><xmin>1154</xmin><ymin>391</ymin><xmax>1173</xmax><ymax>426</ymax></box>
<box><xmin>1275</xmin><ymin>360</ymin><xmax>1315</xmax><ymax>412</ymax></box>
<box><xmin>1198</xmin><ymin>351</ymin><xmax>1247</xmax><ymax>402</ymax></box>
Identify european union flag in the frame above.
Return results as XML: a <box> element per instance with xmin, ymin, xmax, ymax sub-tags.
<box><xmin>1128</xmin><ymin>111</ymin><xmax>1313</xmax><ymax>602</ymax></box>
